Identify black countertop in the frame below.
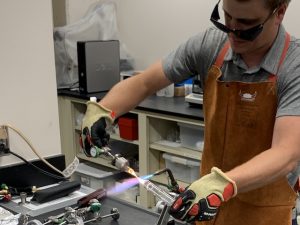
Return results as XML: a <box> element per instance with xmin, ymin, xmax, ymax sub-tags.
<box><xmin>58</xmin><ymin>89</ymin><xmax>204</xmax><ymax>121</ymax></box>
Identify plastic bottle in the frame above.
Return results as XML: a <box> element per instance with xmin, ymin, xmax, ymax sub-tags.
<box><xmin>90</xmin><ymin>96</ymin><xmax>97</xmax><ymax>102</ymax></box>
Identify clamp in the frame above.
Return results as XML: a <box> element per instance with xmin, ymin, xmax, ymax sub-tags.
<box><xmin>155</xmin><ymin>204</ymin><xmax>175</xmax><ymax>225</ymax></box>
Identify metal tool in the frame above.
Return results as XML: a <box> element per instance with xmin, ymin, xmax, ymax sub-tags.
<box><xmin>19</xmin><ymin>192</ymin><xmax>29</xmax><ymax>205</ymax></box>
<box><xmin>111</xmin><ymin>153</ymin><xmax>129</xmax><ymax>171</ymax></box>
<box><xmin>80</xmin><ymin>208</ymin><xmax>119</xmax><ymax>223</ymax></box>
<box><xmin>26</xmin><ymin>201</ymin><xmax>119</xmax><ymax>225</ymax></box>
<box><xmin>26</xmin><ymin>220</ymin><xmax>43</xmax><ymax>225</ymax></box>
<box><xmin>85</xmin><ymin>145</ymin><xmax>130</xmax><ymax>171</ymax></box>
<box><xmin>98</xmin><ymin>147</ymin><xmax>129</xmax><ymax>171</ymax></box>
<box><xmin>155</xmin><ymin>204</ymin><xmax>174</xmax><ymax>225</ymax></box>
<box><xmin>41</xmin><ymin>189</ymin><xmax>105</xmax><ymax>222</ymax></box>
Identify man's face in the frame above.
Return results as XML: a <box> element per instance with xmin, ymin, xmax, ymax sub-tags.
<box><xmin>222</xmin><ymin>0</ymin><xmax>280</xmax><ymax>54</ymax></box>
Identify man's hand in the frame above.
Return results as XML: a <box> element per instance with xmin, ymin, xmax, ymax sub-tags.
<box><xmin>169</xmin><ymin>167</ymin><xmax>237</xmax><ymax>223</ymax></box>
<box><xmin>80</xmin><ymin>101</ymin><xmax>115</xmax><ymax>157</ymax></box>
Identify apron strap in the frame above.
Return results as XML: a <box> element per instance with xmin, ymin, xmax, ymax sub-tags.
<box><xmin>214</xmin><ymin>40</ymin><xmax>230</xmax><ymax>68</ymax></box>
<box><xmin>269</xmin><ymin>32</ymin><xmax>291</xmax><ymax>81</ymax></box>
<box><xmin>294</xmin><ymin>177</ymin><xmax>300</xmax><ymax>193</ymax></box>
<box><xmin>214</xmin><ymin>33</ymin><xmax>291</xmax><ymax>82</ymax></box>
<box><xmin>278</xmin><ymin>32</ymin><xmax>291</xmax><ymax>73</ymax></box>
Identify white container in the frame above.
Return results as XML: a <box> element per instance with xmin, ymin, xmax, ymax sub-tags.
<box><xmin>178</xmin><ymin>122</ymin><xmax>204</xmax><ymax>151</ymax></box>
<box><xmin>156</xmin><ymin>84</ymin><xmax>175</xmax><ymax>97</ymax></box>
<box><xmin>73</xmin><ymin>163</ymin><xmax>116</xmax><ymax>190</ymax></box>
<box><xmin>162</xmin><ymin>153</ymin><xmax>200</xmax><ymax>183</ymax></box>
<box><xmin>184</xmin><ymin>84</ymin><xmax>193</xmax><ymax>95</ymax></box>
<box><xmin>156</xmin><ymin>88</ymin><xmax>165</xmax><ymax>96</ymax></box>
<box><xmin>165</xmin><ymin>84</ymin><xmax>174</xmax><ymax>97</ymax></box>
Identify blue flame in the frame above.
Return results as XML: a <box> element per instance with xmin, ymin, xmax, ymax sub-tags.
<box><xmin>142</xmin><ymin>174</ymin><xmax>154</xmax><ymax>180</ymax></box>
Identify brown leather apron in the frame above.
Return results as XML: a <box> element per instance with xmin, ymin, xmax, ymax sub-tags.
<box><xmin>197</xmin><ymin>33</ymin><xmax>297</xmax><ymax>225</ymax></box>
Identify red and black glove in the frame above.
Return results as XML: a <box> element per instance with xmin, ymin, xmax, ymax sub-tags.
<box><xmin>169</xmin><ymin>167</ymin><xmax>237</xmax><ymax>223</ymax></box>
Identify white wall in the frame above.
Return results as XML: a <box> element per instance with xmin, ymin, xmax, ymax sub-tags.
<box><xmin>0</xmin><ymin>0</ymin><xmax>61</xmax><ymax>165</ymax></box>
<box><xmin>65</xmin><ymin>0</ymin><xmax>300</xmax><ymax>70</ymax></box>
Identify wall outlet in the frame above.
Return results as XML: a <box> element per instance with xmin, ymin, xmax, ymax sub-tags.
<box><xmin>0</xmin><ymin>126</ymin><xmax>9</xmax><ymax>155</ymax></box>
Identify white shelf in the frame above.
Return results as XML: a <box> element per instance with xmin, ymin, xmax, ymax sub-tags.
<box><xmin>150</xmin><ymin>142</ymin><xmax>202</xmax><ymax>161</ymax></box>
<box><xmin>110</xmin><ymin>133</ymin><xmax>139</xmax><ymax>145</ymax></box>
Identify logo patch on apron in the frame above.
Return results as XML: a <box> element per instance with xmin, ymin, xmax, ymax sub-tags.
<box><xmin>239</xmin><ymin>91</ymin><xmax>257</xmax><ymax>102</ymax></box>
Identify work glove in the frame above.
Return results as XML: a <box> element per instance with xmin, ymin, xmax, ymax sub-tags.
<box><xmin>169</xmin><ymin>167</ymin><xmax>237</xmax><ymax>223</ymax></box>
<box><xmin>80</xmin><ymin>101</ymin><xmax>115</xmax><ymax>157</ymax></box>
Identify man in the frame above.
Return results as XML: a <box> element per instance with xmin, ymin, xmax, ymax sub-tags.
<box><xmin>81</xmin><ymin>0</ymin><xmax>300</xmax><ymax>224</ymax></box>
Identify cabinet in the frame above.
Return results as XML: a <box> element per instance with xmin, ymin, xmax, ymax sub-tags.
<box><xmin>58</xmin><ymin>95</ymin><xmax>204</xmax><ymax>208</ymax></box>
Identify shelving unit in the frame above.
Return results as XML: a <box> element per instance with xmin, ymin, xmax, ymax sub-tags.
<box><xmin>58</xmin><ymin>95</ymin><xmax>204</xmax><ymax>208</ymax></box>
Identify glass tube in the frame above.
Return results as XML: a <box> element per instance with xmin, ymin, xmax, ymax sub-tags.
<box><xmin>141</xmin><ymin>180</ymin><xmax>175</xmax><ymax>205</ymax></box>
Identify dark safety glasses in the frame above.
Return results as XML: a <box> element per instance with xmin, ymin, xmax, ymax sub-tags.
<box><xmin>210</xmin><ymin>0</ymin><xmax>277</xmax><ymax>41</ymax></box>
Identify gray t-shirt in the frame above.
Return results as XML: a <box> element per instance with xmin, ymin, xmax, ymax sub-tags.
<box><xmin>162</xmin><ymin>25</ymin><xmax>300</xmax><ymax>118</ymax></box>
<box><xmin>162</xmin><ymin>25</ymin><xmax>300</xmax><ymax>186</ymax></box>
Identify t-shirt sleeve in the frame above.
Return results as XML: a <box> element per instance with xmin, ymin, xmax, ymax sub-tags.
<box><xmin>162</xmin><ymin>27</ymin><xmax>227</xmax><ymax>84</ymax></box>
<box><xmin>276</xmin><ymin>49</ymin><xmax>300</xmax><ymax>117</ymax></box>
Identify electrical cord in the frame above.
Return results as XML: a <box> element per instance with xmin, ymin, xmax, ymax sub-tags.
<box><xmin>2</xmin><ymin>124</ymin><xmax>77</xmax><ymax>178</ymax></box>
<box><xmin>8</xmin><ymin>150</ymin><xmax>68</xmax><ymax>181</ymax></box>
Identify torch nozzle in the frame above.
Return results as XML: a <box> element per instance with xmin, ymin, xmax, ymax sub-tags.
<box><xmin>112</xmin><ymin>154</ymin><xmax>130</xmax><ymax>172</ymax></box>
<box><xmin>99</xmin><ymin>147</ymin><xmax>129</xmax><ymax>172</ymax></box>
